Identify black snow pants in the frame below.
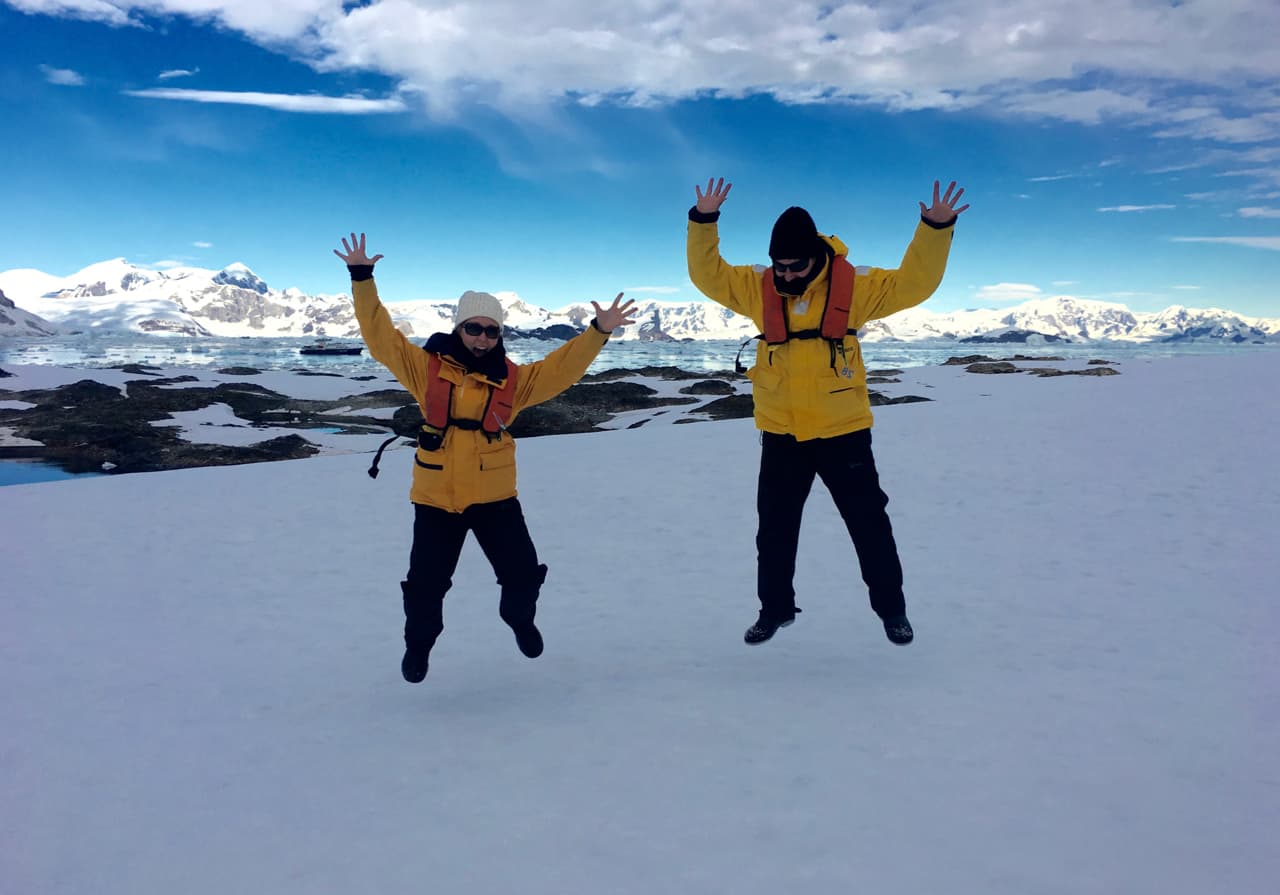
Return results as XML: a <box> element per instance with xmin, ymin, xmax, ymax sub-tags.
<box><xmin>401</xmin><ymin>497</ymin><xmax>547</xmax><ymax>653</ymax></box>
<box><xmin>756</xmin><ymin>428</ymin><xmax>906</xmax><ymax>622</ymax></box>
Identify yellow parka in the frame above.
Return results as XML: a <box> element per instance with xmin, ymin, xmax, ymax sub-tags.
<box><xmin>353</xmin><ymin>278</ymin><xmax>610</xmax><ymax>512</ymax></box>
<box><xmin>687</xmin><ymin>217</ymin><xmax>954</xmax><ymax>441</ymax></box>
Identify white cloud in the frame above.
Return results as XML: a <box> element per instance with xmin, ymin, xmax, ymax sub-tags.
<box><xmin>1051</xmin><ymin>280</ymin><xmax>1076</xmax><ymax>286</ymax></box>
<box><xmin>39</xmin><ymin>64</ymin><xmax>84</xmax><ymax>86</ymax></box>
<box><xmin>11</xmin><ymin>0</ymin><xmax>133</xmax><ymax>27</ymax></box>
<box><xmin>10</xmin><ymin>1</ymin><xmax>1277</xmax><ymax>130</ymax></box>
<box><xmin>1173</xmin><ymin>236</ymin><xmax>1280</xmax><ymax>251</ymax></box>
<box><xmin>1097</xmin><ymin>204</ymin><xmax>1176</xmax><ymax>212</ymax></box>
<box><xmin>976</xmin><ymin>282</ymin><xmax>1043</xmax><ymax>303</ymax></box>
<box><xmin>1238</xmin><ymin>206</ymin><xmax>1280</xmax><ymax>218</ymax></box>
<box><xmin>1027</xmin><ymin>174</ymin><xmax>1075</xmax><ymax>182</ymax></box>
<box><xmin>193</xmin><ymin>241</ymin><xmax>213</xmax><ymax>248</ymax></box>
<box><xmin>1173</xmin><ymin>285</ymin><xmax>1201</xmax><ymax>290</ymax></box>
<box><xmin>146</xmin><ymin>259</ymin><xmax>186</xmax><ymax>269</ymax></box>
<box><xmin>122</xmin><ymin>88</ymin><xmax>406</xmax><ymax>114</ymax></box>
<box><xmin>158</xmin><ymin>68</ymin><xmax>199</xmax><ymax>81</ymax></box>
<box><xmin>997</xmin><ymin>87</ymin><xmax>1151</xmax><ymax>125</ymax></box>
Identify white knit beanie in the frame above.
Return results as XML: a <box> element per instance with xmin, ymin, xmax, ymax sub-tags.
<box><xmin>453</xmin><ymin>290</ymin><xmax>505</xmax><ymax>327</ymax></box>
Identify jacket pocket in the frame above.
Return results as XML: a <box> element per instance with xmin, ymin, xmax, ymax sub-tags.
<box><xmin>478</xmin><ymin>446</ymin><xmax>514</xmax><ymax>472</ymax></box>
<box><xmin>476</xmin><ymin>442</ymin><xmax>517</xmax><ymax>503</ymax></box>
<box><xmin>747</xmin><ymin>366</ymin><xmax>781</xmax><ymax>392</ymax></box>
<box><xmin>415</xmin><ymin>449</ymin><xmax>444</xmax><ymax>471</ymax></box>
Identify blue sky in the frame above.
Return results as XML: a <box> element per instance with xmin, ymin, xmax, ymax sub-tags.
<box><xmin>2</xmin><ymin>0</ymin><xmax>1279</xmax><ymax>317</ymax></box>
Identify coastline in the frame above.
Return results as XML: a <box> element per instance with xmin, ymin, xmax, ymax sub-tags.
<box><xmin>0</xmin><ymin>350</ymin><xmax>1144</xmax><ymax>483</ymax></box>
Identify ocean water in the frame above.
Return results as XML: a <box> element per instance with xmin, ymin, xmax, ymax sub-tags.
<box><xmin>0</xmin><ymin>459</ymin><xmax>101</xmax><ymax>487</ymax></box>
<box><xmin>2</xmin><ymin>331</ymin><xmax>1274</xmax><ymax>375</ymax></box>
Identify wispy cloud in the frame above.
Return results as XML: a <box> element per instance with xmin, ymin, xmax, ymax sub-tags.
<box><xmin>13</xmin><ymin>0</ymin><xmax>1280</xmax><ymax>200</ymax></box>
<box><xmin>122</xmin><ymin>88</ymin><xmax>407</xmax><ymax>115</ymax></box>
<box><xmin>193</xmin><ymin>241</ymin><xmax>213</xmax><ymax>249</ymax></box>
<box><xmin>158</xmin><ymin>68</ymin><xmax>199</xmax><ymax>81</ymax></box>
<box><xmin>1173</xmin><ymin>236</ymin><xmax>1280</xmax><ymax>251</ymax></box>
<box><xmin>1173</xmin><ymin>285</ymin><xmax>1201</xmax><ymax>290</ymax></box>
<box><xmin>12</xmin><ymin>1</ymin><xmax>1277</xmax><ymax>139</ymax></box>
<box><xmin>39</xmin><ymin>64</ymin><xmax>84</xmax><ymax>86</ymax></box>
<box><xmin>1097</xmin><ymin>204</ymin><xmax>1176</xmax><ymax>212</ymax></box>
<box><xmin>1028</xmin><ymin>175</ymin><xmax>1076</xmax><ymax>183</ymax></box>
<box><xmin>976</xmin><ymin>283</ymin><xmax>1043</xmax><ymax>303</ymax></box>
<box><xmin>1238</xmin><ymin>207</ymin><xmax>1280</xmax><ymax>219</ymax></box>
<box><xmin>1051</xmin><ymin>281</ymin><xmax>1077</xmax><ymax>286</ymax></box>
<box><xmin>17</xmin><ymin>0</ymin><xmax>134</xmax><ymax>26</ymax></box>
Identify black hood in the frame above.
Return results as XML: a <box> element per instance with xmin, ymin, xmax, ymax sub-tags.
<box><xmin>424</xmin><ymin>331</ymin><xmax>509</xmax><ymax>380</ymax></box>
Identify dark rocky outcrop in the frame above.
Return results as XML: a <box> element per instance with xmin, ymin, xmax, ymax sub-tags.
<box><xmin>510</xmin><ymin>382</ymin><xmax>698</xmax><ymax>437</ymax></box>
<box><xmin>687</xmin><ymin>394</ymin><xmax>753</xmax><ymax>422</ymax></box>
<box><xmin>944</xmin><ymin>355</ymin><xmax>1065</xmax><ymax>365</ymax></box>
<box><xmin>0</xmin><ymin>378</ymin><xmax>341</xmax><ymax>474</ymax></box>
<box><xmin>583</xmin><ymin>365</ymin><xmax>741</xmax><ymax>383</ymax></box>
<box><xmin>961</xmin><ymin>360</ymin><xmax>1120</xmax><ymax>376</ymax></box>
<box><xmin>869</xmin><ymin>392</ymin><xmax>932</xmax><ymax>405</ymax></box>
<box><xmin>679</xmin><ymin>380</ymin><xmax>736</xmax><ymax>396</ymax></box>
<box><xmin>1022</xmin><ymin>366</ymin><xmax>1120</xmax><ymax>378</ymax></box>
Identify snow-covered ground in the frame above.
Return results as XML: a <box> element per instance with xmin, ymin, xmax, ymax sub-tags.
<box><xmin>2</xmin><ymin>352</ymin><xmax>1277</xmax><ymax>894</ymax></box>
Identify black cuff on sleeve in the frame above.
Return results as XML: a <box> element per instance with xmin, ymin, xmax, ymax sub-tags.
<box><xmin>688</xmin><ymin>205</ymin><xmax>721</xmax><ymax>224</ymax></box>
<box><xmin>590</xmin><ymin>317</ymin><xmax>608</xmax><ymax>334</ymax></box>
<box><xmin>921</xmin><ymin>215</ymin><xmax>956</xmax><ymax>231</ymax></box>
<box><xmin>348</xmin><ymin>264</ymin><xmax>375</xmax><ymax>282</ymax></box>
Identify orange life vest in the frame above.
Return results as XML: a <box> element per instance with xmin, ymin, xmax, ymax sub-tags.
<box><xmin>760</xmin><ymin>254</ymin><xmax>857</xmax><ymax>344</ymax></box>
<box><xmin>423</xmin><ymin>352</ymin><xmax>518</xmax><ymax>441</ymax></box>
<box><xmin>366</xmin><ymin>351</ymin><xmax>519</xmax><ymax>480</ymax></box>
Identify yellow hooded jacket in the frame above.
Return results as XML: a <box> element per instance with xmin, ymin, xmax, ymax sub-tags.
<box><xmin>353</xmin><ymin>278</ymin><xmax>610</xmax><ymax>512</ymax></box>
<box><xmin>687</xmin><ymin>218</ymin><xmax>954</xmax><ymax>441</ymax></box>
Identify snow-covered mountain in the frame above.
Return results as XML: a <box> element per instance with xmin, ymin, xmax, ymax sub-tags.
<box><xmin>1</xmin><ymin>258</ymin><xmax>1277</xmax><ymax>344</ymax></box>
<box><xmin>0</xmin><ymin>288</ymin><xmax>58</xmax><ymax>337</ymax></box>
<box><xmin>861</xmin><ymin>296</ymin><xmax>1278</xmax><ymax>344</ymax></box>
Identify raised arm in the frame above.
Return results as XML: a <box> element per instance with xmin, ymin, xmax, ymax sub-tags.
<box><xmin>686</xmin><ymin>177</ymin><xmax>766</xmax><ymax>321</ymax></box>
<box><xmin>856</xmin><ymin>181</ymin><xmax>970</xmax><ymax>324</ymax></box>
<box><xmin>512</xmin><ymin>293</ymin><xmax>637</xmax><ymax>411</ymax></box>
<box><xmin>333</xmin><ymin>232</ymin><xmax>429</xmax><ymax>397</ymax></box>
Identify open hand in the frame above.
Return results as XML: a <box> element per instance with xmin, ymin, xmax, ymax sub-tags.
<box><xmin>333</xmin><ymin>232</ymin><xmax>384</xmax><ymax>266</ymax></box>
<box><xmin>694</xmin><ymin>177</ymin><xmax>732</xmax><ymax>214</ymax></box>
<box><xmin>919</xmin><ymin>181</ymin><xmax>969</xmax><ymax>225</ymax></box>
<box><xmin>592</xmin><ymin>292</ymin><xmax>638</xmax><ymax>334</ymax></box>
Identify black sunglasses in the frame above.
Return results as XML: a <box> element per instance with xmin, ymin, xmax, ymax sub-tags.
<box><xmin>772</xmin><ymin>258</ymin><xmax>811</xmax><ymax>274</ymax></box>
<box><xmin>462</xmin><ymin>322</ymin><xmax>502</xmax><ymax>339</ymax></box>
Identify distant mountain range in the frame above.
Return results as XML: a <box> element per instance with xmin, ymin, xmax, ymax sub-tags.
<box><xmin>2</xmin><ymin>258</ymin><xmax>1278</xmax><ymax>345</ymax></box>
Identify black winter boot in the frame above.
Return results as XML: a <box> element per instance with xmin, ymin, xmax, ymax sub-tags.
<box><xmin>511</xmin><ymin>623</ymin><xmax>544</xmax><ymax>659</ymax></box>
<box><xmin>883</xmin><ymin>615</ymin><xmax>914</xmax><ymax>645</ymax></box>
<box><xmin>744</xmin><ymin>608</ymin><xmax>801</xmax><ymax>645</ymax></box>
<box><xmin>500</xmin><ymin>563</ymin><xmax>548</xmax><ymax>659</ymax></box>
<box><xmin>401</xmin><ymin>647</ymin><xmax>429</xmax><ymax>683</ymax></box>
